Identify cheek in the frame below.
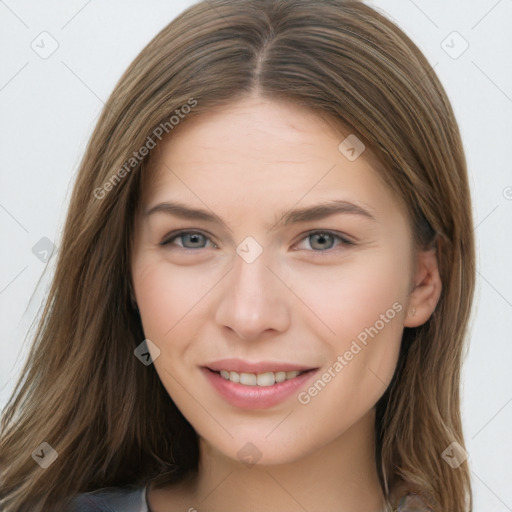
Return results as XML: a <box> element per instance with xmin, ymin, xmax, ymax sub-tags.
<box><xmin>133</xmin><ymin>256</ymin><xmax>210</xmax><ymax>339</ymax></box>
<box><xmin>133</xmin><ymin>262</ymin><xmax>179</xmax><ymax>340</ymax></box>
<box><xmin>132</xmin><ymin>255</ymin><xmax>224</xmax><ymax>382</ymax></box>
<box><xmin>291</xmin><ymin>248</ymin><xmax>409</xmax><ymax>398</ymax></box>
<box><xmin>132</xmin><ymin>259</ymin><xmax>203</xmax><ymax>397</ymax></box>
<box><xmin>293</xmin><ymin>249</ymin><xmax>409</xmax><ymax>339</ymax></box>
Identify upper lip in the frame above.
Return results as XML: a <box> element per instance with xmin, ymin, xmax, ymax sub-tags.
<box><xmin>205</xmin><ymin>358</ymin><xmax>317</xmax><ymax>374</ymax></box>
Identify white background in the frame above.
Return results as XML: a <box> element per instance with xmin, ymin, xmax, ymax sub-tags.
<box><xmin>1</xmin><ymin>0</ymin><xmax>511</xmax><ymax>509</ymax></box>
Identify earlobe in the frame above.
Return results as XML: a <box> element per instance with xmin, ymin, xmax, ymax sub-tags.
<box><xmin>404</xmin><ymin>247</ymin><xmax>442</xmax><ymax>328</ymax></box>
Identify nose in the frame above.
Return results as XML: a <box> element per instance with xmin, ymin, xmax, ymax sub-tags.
<box><xmin>214</xmin><ymin>249</ymin><xmax>291</xmax><ymax>341</ymax></box>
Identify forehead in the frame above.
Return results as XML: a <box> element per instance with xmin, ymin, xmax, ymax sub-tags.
<box><xmin>140</xmin><ymin>97</ymin><xmax>403</xmax><ymax>224</ymax></box>
<box><xmin>149</xmin><ymin>96</ymin><xmax>370</xmax><ymax>168</ymax></box>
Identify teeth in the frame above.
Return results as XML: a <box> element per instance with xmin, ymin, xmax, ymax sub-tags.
<box><xmin>275</xmin><ymin>371</ymin><xmax>286</xmax><ymax>383</ymax></box>
<box><xmin>256</xmin><ymin>372</ymin><xmax>275</xmax><ymax>386</ymax></box>
<box><xmin>240</xmin><ymin>372</ymin><xmax>257</xmax><ymax>386</ymax></box>
<box><xmin>217</xmin><ymin>369</ymin><xmax>303</xmax><ymax>386</ymax></box>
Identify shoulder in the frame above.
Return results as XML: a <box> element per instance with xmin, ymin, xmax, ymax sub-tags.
<box><xmin>65</xmin><ymin>484</ymin><xmax>148</xmax><ymax>512</ymax></box>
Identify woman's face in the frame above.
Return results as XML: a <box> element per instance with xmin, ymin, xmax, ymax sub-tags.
<box><xmin>131</xmin><ymin>96</ymin><xmax>422</xmax><ymax>465</ymax></box>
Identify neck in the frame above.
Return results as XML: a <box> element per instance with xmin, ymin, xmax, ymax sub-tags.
<box><xmin>189</xmin><ymin>408</ymin><xmax>386</xmax><ymax>512</ymax></box>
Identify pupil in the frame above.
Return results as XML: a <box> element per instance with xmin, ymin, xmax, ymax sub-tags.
<box><xmin>311</xmin><ymin>233</ymin><xmax>333</xmax><ymax>250</ymax></box>
<box><xmin>185</xmin><ymin>234</ymin><xmax>204</xmax><ymax>247</ymax></box>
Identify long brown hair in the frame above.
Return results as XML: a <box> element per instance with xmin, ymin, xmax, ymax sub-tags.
<box><xmin>0</xmin><ymin>1</ymin><xmax>475</xmax><ymax>510</ymax></box>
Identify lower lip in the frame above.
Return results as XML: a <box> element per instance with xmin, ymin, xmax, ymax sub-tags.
<box><xmin>202</xmin><ymin>367</ymin><xmax>318</xmax><ymax>409</ymax></box>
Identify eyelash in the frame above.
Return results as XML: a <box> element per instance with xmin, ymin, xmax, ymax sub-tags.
<box><xmin>159</xmin><ymin>230</ymin><xmax>355</xmax><ymax>254</ymax></box>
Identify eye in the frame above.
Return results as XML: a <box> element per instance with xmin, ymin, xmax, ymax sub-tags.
<box><xmin>160</xmin><ymin>231</ymin><xmax>216</xmax><ymax>249</ymax></box>
<box><xmin>159</xmin><ymin>229</ymin><xmax>354</xmax><ymax>253</ymax></box>
<box><xmin>295</xmin><ymin>230</ymin><xmax>354</xmax><ymax>252</ymax></box>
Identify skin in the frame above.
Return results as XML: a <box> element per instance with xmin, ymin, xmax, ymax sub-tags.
<box><xmin>131</xmin><ymin>95</ymin><xmax>442</xmax><ymax>512</ymax></box>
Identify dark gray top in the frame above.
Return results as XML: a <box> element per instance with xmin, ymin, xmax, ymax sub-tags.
<box><xmin>66</xmin><ymin>485</ymin><xmax>150</xmax><ymax>512</ymax></box>
<box><xmin>66</xmin><ymin>485</ymin><xmax>432</xmax><ymax>511</ymax></box>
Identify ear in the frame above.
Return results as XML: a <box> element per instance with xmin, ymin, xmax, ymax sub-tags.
<box><xmin>404</xmin><ymin>245</ymin><xmax>442</xmax><ymax>328</ymax></box>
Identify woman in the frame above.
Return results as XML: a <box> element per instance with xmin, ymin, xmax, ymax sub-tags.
<box><xmin>0</xmin><ymin>0</ymin><xmax>475</xmax><ymax>511</ymax></box>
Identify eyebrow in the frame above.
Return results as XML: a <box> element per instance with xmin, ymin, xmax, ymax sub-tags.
<box><xmin>144</xmin><ymin>199</ymin><xmax>376</xmax><ymax>231</ymax></box>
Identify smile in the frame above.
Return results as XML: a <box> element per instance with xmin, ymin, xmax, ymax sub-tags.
<box><xmin>202</xmin><ymin>363</ymin><xmax>319</xmax><ymax>409</ymax></box>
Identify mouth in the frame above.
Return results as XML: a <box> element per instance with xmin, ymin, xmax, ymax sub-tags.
<box><xmin>201</xmin><ymin>361</ymin><xmax>319</xmax><ymax>409</ymax></box>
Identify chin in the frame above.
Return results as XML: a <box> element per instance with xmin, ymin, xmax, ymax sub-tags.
<box><xmin>202</xmin><ymin>431</ymin><xmax>321</xmax><ymax>469</ymax></box>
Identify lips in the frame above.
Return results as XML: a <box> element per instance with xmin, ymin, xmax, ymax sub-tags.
<box><xmin>202</xmin><ymin>358</ymin><xmax>319</xmax><ymax>408</ymax></box>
